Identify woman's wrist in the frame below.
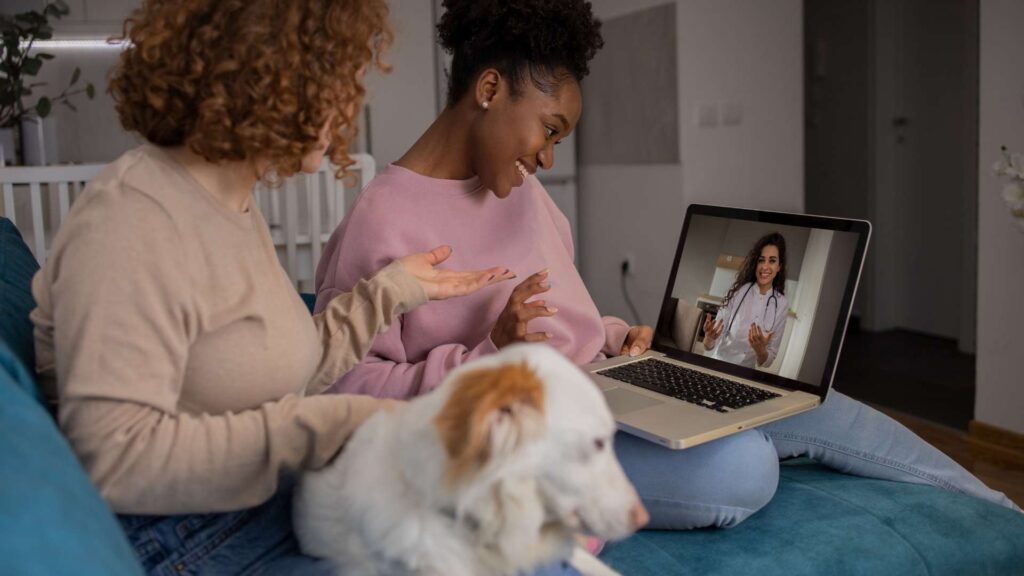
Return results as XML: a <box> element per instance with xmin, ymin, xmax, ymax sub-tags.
<box><xmin>755</xmin><ymin>348</ymin><xmax>768</xmax><ymax>366</ymax></box>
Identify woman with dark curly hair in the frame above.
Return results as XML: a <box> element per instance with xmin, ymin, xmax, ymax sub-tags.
<box><xmin>703</xmin><ymin>232</ymin><xmax>790</xmax><ymax>368</ymax></box>
<box><xmin>29</xmin><ymin>1</ymin><xmax>516</xmax><ymax>574</ymax></box>
<box><xmin>316</xmin><ymin>0</ymin><xmax>1018</xmax><ymax>545</ymax></box>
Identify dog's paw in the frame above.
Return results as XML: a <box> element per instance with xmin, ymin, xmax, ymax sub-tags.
<box><xmin>569</xmin><ymin>546</ymin><xmax>621</xmax><ymax>576</ymax></box>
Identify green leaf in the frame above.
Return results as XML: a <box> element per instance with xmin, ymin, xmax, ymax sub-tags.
<box><xmin>85</xmin><ymin>83</ymin><xmax>95</xmax><ymax>99</ymax></box>
<box><xmin>36</xmin><ymin>96</ymin><xmax>51</xmax><ymax>118</ymax></box>
<box><xmin>22</xmin><ymin>57</ymin><xmax>41</xmax><ymax>76</ymax></box>
<box><xmin>37</xmin><ymin>52</ymin><xmax>54</xmax><ymax>60</ymax></box>
<box><xmin>70</xmin><ymin>66</ymin><xmax>80</xmax><ymax>85</ymax></box>
<box><xmin>36</xmin><ymin>29</ymin><xmax>52</xmax><ymax>40</ymax></box>
<box><xmin>18</xmin><ymin>12</ymin><xmax>44</xmax><ymax>26</ymax></box>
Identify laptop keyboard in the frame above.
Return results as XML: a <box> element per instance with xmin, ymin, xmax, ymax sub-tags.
<box><xmin>597</xmin><ymin>358</ymin><xmax>781</xmax><ymax>413</ymax></box>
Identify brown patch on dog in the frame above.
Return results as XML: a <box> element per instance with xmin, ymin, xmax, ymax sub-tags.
<box><xmin>434</xmin><ymin>362</ymin><xmax>546</xmax><ymax>484</ymax></box>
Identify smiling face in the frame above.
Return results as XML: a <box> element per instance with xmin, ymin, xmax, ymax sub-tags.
<box><xmin>467</xmin><ymin>68</ymin><xmax>582</xmax><ymax>198</ymax></box>
<box><xmin>756</xmin><ymin>244</ymin><xmax>781</xmax><ymax>290</ymax></box>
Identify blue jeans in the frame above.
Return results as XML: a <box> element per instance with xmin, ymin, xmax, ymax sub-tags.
<box><xmin>118</xmin><ymin>477</ymin><xmax>580</xmax><ymax>576</ymax></box>
<box><xmin>616</xmin><ymin>390</ymin><xmax>1021</xmax><ymax>530</ymax></box>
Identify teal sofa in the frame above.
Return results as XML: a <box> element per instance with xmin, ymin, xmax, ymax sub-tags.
<box><xmin>2</xmin><ymin>216</ymin><xmax>1023</xmax><ymax>575</ymax></box>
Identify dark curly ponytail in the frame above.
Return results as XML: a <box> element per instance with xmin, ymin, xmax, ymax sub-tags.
<box><xmin>437</xmin><ymin>0</ymin><xmax>603</xmax><ymax>106</ymax></box>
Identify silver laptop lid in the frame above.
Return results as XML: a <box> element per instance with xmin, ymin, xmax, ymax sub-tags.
<box><xmin>652</xmin><ymin>204</ymin><xmax>871</xmax><ymax>401</ymax></box>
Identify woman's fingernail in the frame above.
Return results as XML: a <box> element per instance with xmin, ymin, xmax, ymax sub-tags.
<box><xmin>630</xmin><ymin>346</ymin><xmax>641</xmax><ymax>356</ymax></box>
<box><xmin>487</xmin><ymin>274</ymin><xmax>495</xmax><ymax>281</ymax></box>
<box><xmin>548</xmin><ymin>306</ymin><xmax>559</xmax><ymax>313</ymax></box>
<box><xmin>540</xmin><ymin>282</ymin><xmax>550</xmax><ymax>289</ymax></box>
<box><xmin>545</xmin><ymin>332</ymin><xmax>553</xmax><ymax>339</ymax></box>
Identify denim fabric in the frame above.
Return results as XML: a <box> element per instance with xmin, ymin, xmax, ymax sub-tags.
<box><xmin>762</xmin><ymin>390</ymin><xmax>1020</xmax><ymax>511</ymax></box>
<box><xmin>119</xmin><ymin>477</ymin><xmax>581</xmax><ymax>576</ymax></box>
<box><xmin>617</xmin><ymin>390</ymin><xmax>1019</xmax><ymax>530</ymax></box>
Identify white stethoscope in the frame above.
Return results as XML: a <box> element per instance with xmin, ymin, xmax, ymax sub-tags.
<box><xmin>724</xmin><ymin>283</ymin><xmax>780</xmax><ymax>335</ymax></box>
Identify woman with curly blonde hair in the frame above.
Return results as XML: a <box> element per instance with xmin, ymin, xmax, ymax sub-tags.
<box><xmin>29</xmin><ymin>0</ymin><xmax>514</xmax><ymax>573</ymax></box>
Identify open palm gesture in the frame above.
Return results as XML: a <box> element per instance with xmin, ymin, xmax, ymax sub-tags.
<box><xmin>397</xmin><ymin>245</ymin><xmax>514</xmax><ymax>300</ymax></box>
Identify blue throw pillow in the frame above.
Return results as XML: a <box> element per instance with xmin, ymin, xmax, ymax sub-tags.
<box><xmin>0</xmin><ymin>217</ymin><xmax>41</xmax><ymax>401</ymax></box>
<box><xmin>0</xmin><ymin>341</ymin><xmax>144</xmax><ymax>575</ymax></box>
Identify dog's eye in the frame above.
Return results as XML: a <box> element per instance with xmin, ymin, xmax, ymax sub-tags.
<box><xmin>594</xmin><ymin>438</ymin><xmax>606</xmax><ymax>451</ymax></box>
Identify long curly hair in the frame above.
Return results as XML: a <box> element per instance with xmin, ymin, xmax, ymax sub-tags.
<box><xmin>110</xmin><ymin>0</ymin><xmax>392</xmax><ymax>180</ymax></box>
<box><xmin>437</xmin><ymin>0</ymin><xmax>603</xmax><ymax>106</ymax></box>
<box><xmin>723</xmin><ymin>232</ymin><xmax>788</xmax><ymax>307</ymax></box>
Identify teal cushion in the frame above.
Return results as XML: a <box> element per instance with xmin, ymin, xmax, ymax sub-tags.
<box><xmin>0</xmin><ymin>341</ymin><xmax>144</xmax><ymax>576</ymax></box>
<box><xmin>601</xmin><ymin>459</ymin><xmax>1024</xmax><ymax>575</ymax></box>
<box><xmin>0</xmin><ymin>217</ymin><xmax>41</xmax><ymax>402</ymax></box>
<box><xmin>301</xmin><ymin>292</ymin><xmax>317</xmax><ymax>314</ymax></box>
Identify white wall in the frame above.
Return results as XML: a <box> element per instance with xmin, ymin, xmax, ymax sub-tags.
<box><xmin>581</xmin><ymin>0</ymin><xmax>803</xmax><ymax>326</ymax></box>
<box><xmin>362</xmin><ymin>0</ymin><xmax>438</xmax><ymax>168</ymax></box>
<box><xmin>977</xmin><ymin>0</ymin><xmax>1024</xmax><ymax>435</ymax></box>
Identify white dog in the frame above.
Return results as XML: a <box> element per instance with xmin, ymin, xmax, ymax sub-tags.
<box><xmin>293</xmin><ymin>344</ymin><xmax>648</xmax><ymax>576</ymax></box>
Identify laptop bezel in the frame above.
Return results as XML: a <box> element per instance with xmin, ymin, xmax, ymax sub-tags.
<box><xmin>652</xmin><ymin>204</ymin><xmax>871</xmax><ymax>401</ymax></box>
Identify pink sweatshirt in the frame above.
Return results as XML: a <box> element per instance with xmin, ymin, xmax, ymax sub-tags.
<box><xmin>314</xmin><ymin>164</ymin><xmax>631</xmax><ymax>399</ymax></box>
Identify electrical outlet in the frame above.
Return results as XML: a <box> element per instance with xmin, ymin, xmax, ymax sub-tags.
<box><xmin>621</xmin><ymin>253</ymin><xmax>635</xmax><ymax>276</ymax></box>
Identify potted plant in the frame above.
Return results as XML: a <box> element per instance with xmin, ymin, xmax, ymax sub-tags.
<box><xmin>0</xmin><ymin>0</ymin><xmax>95</xmax><ymax>165</ymax></box>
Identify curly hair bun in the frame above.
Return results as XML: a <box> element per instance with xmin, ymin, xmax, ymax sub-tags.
<box><xmin>437</xmin><ymin>0</ymin><xmax>603</xmax><ymax>104</ymax></box>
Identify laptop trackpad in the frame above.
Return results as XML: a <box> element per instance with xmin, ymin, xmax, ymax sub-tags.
<box><xmin>604</xmin><ymin>387</ymin><xmax>663</xmax><ymax>415</ymax></box>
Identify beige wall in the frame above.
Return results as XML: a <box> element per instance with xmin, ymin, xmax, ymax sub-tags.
<box><xmin>977</xmin><ymin>0</ymin><xmax>1024</xmax><ymax>434</ymax></box>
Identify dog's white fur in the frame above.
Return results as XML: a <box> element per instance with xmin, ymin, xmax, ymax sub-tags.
<box><xmin>293</xmin><ymin>344</ymin><xmax>645</xmax><ymax>576</ymax></box>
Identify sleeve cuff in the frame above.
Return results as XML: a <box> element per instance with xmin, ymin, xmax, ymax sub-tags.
<box><xmin>602</xmin><ymin>316</ymin><xmax>632</xmax><ymax>356</ymax></box>
<box><xmin>375</xmin><ymin>260</ymin><xmax>428</xmax><ymax>313</ymax></box>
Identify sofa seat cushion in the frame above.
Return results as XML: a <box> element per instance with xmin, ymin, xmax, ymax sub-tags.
<box><xmin>0</xmin><ymin>341</ymin><xmax>144</xmax><ymax>576</ymax></box>
<box><xmin>0</xmin><ymin>217</ymin><xmax>41</xmax><ymax>401</ymax></box>
<box><xmin>601</xmin><ymin>458</ymin><xmax>1024</xmax><ymax>575</ymax></box>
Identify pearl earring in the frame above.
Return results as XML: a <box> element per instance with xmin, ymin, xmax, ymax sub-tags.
<box><xmin>482</xmin><ymin>101</ymin><xmax>489</xmax><ymax>110</ymax></box>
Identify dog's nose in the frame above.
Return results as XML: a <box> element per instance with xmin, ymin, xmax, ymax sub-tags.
<box><xmin>630</xmin><ymin>500</ymin><xmax>649</xmax><ymax>530</ymax></box>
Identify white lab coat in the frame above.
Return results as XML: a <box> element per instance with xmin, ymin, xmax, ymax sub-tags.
<box><xmin>708</xmin><ymin>282</ymin><xmax>788</xmax><ymax>369</ymax></box>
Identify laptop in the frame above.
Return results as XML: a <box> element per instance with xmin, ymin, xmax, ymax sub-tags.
<box><xmin>586</xmin><ymin>204</ymin><xmax>871</xmax><ymax>449</ymax></box>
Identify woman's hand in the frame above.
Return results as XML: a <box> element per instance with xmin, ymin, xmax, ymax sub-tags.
<box><xmin>490</xmin><ymin>269</ymin><xmax>557</xmax><ymax>349</ymax></box>
<box><xmin>702</xmin><ymin>315</ymin><xmax>724</xmax><ymax>348</ymax></box>
<box><xmin>620</xmin><ymin>325</ymin><xmax>654</xmax><ymax>357</ymax></box>
<box><xmin>396</xmin><ymin>245</ymin><xmax>514</xmax><ymax>300</ymax></box>
<box><xmin>748</xmin><ymin>324</ymin><xmax>773</xmax><ymax>365</ymax></box>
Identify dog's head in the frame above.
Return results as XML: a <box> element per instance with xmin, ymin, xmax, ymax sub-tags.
<box><xmin>428</xmin><ymin>344</ymin><xmax>647</xmax><ymax>549</ymax></box>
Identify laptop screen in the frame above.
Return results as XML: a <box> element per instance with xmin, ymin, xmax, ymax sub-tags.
<box><xmin>654</xmin><ymin>205</ymin><xmax>870</xmax><ymax>397</ymax></box>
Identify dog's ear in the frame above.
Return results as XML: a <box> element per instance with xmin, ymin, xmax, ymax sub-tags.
<box><xmin>434</xmin><ymin>361</ymin><xmax>546</xmax><ymax>484</ymax></box>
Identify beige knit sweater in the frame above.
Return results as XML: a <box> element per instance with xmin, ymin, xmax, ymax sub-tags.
<box><xmin>30</xmin><ymin>144</ymin><xmax>426</xmax><ymax>515</ymax></box>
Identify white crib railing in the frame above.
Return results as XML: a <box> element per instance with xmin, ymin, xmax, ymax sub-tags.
<box><xmin>0</xmin><ymin>154</ymin><xmax>375</xmax><ymax>291</ymax></box>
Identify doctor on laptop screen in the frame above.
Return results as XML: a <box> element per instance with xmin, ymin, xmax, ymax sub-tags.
<box><xmin>656</xmin><ymin>214</ymin><xmax>861</xmax><ymax>386</ymax></box>
<box><xmin>702</xmin><ymin>232</ymin><xmax>789</xmax><ymax>369</ymax></box>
